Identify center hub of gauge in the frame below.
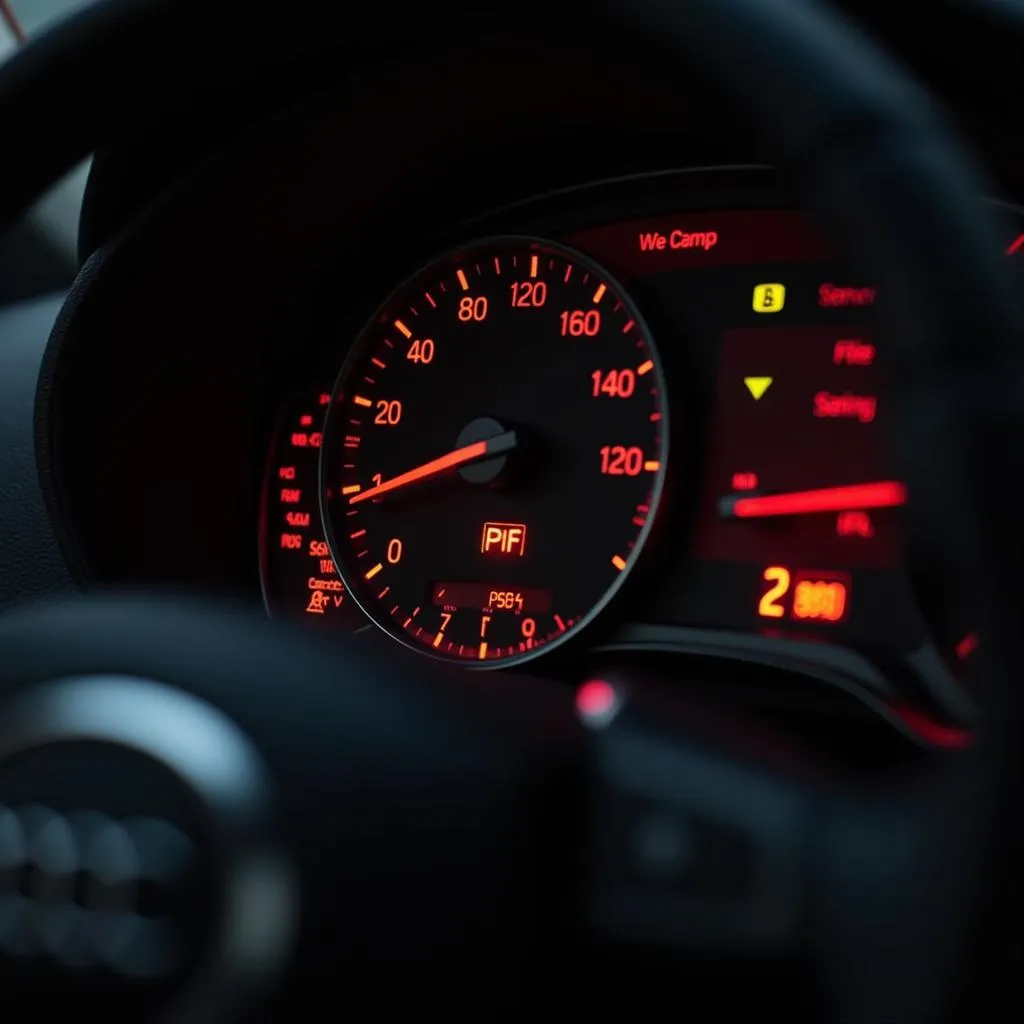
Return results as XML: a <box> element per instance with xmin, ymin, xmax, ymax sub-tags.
<box><xmin>320</xmin><ymin>235</ymin><xmax>668</xmax><ymax>667</ymax></box>
<box><xmin>456</xmin><ymin>416</ymin><xmax>515</xmax><ymax>485</ymax></box>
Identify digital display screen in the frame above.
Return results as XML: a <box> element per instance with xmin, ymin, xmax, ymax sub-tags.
<box><xmin>695</xmin><ymin>325</ymin><xmax>898</xmax><ymax>571</ymax></box>
<box><xmin>431</xmin><ymin>582</ymin><xmax>554</xmax><ymax>615</ymax></box>
<box><xmin>562</xmin><ymin>208</ymin><xmax>927</xmax><ymax>651</ymax></box>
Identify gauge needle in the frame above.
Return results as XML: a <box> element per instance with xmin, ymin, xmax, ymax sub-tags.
<box><xmin>725</xmin><ymin>480</ymin><xmax>907</xmax><ymax>518</ymax></box>
<box><xmin>348</xmin><ymin>430</ymin><xmax>517</xmax><ymax>505</ymax></box>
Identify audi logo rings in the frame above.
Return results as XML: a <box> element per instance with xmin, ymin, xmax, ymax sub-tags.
<box><xmin>0</xmin><ymin>804</ymin><xmax>196</xmax><ymax>976</ymax></box>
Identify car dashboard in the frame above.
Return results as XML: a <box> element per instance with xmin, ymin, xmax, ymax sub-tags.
<box><xmin>27</xmin><ymin>8</ymin><xmax>1024</xmax><ymax>761</ymax></box>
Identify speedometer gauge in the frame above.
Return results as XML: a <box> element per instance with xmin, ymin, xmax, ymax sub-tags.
<box><xmin>321</xmin><ymin>236</ymin><xmax>667</xmax><ymax>666</ymax></box>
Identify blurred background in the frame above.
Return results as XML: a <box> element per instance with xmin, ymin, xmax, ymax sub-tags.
<box><xmin>0</xmin><ymin>0</ymin><xmax>95</xmax><ymax>303</ymax></box>
<box><xmin>0</xmin><ymin>0</ymin><xmax>92</xmax><ymax>43</ymax></box>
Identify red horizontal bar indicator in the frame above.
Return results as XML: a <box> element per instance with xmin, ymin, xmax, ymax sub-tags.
<box><xmin>732</xmin><ymin>480</ymin><xmax>907</xmax><ymax>518</ymax></box>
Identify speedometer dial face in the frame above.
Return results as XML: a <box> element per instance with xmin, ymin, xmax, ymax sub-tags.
<box><xmin>321</xmin><ymin>236</ymin><xmax>667</xmax><ymax>666</ymax></box>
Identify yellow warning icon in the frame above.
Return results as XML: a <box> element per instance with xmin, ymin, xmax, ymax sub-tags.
<box><xmin>744</xmin><ymin>376</ymin><xmax>773</xmax><ymax>400</ymax></box>
<box><xmin>752</xmin><ymin>283</ymin><xmax>786</xmax><ymax>313</ymax></box>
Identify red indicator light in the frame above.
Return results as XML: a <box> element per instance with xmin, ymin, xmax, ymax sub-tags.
<box><xmin>481</xmin><ymin>522</ymin><xmax>527</xmax><ymax>556</ymax></box>
<box><xmin>285</xmin><ymin>511</ymin><xmax>310</xmax><ymax>527</ymax></box>
<box><xmin>291</xmin><ymin>432</ymin><xmax>309</xmax><ymax>447</ymax></box>
<box><xmin>280</xmin><ymin>488</ymin><xmax>301</xmax><ymax>504</ymax></box>
<box><xmin>818</xmin><ymin>283</ymin><xmax>876</xmax><ymax>307</ymax></box>
<box><xmin>278</xmin><ymin>465</ymin><xmax>297</xmax><ymax>480</ymax></box>
<box><xmin>813</xmin><ymin>391</ymin><xmax>877</xmax><ymax>423</ymax></box>
<box><xmin>832</xmin><ymin>339</ymin><xmax>875</xmax><ymax>366</ymax></box>
<box><xmin>889</xmin><ymin>702</ymin><xmax>971</xmax><ymax>749</ymax></box>
<box><xmin>734</xmin><ymin>481</ymin><xmax>906</xmax><ymax>519</ymax></box>
<box><xmin>319</xmin><ymin>392</ymin><xmax>331</xmax><ymax>405</ymax></box>
<box><xmin>955</xmin><ymin>632</ymin><xmax>979</xmax><ymax>661</ymax></box>
<box><xmin>836</xmin><ymin>510</ymin><xmax>874</xmax><ymax>537</ymax></box>
<box><xmin>576</xmin><ymin>679</ymin><xmax>619</xmax><ymax>722</ymax></box>
<box><xmin>299</xmin><ymin>414</ymin><xmax>313</xmax><ymax>426</ymax></box>
<box><xmin>732</xmin><ymin>472</ymin><xmax>758</xmax><ymax>491</ymax></box>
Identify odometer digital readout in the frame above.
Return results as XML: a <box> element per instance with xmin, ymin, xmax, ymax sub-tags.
<box><xmin>320</xmin><ymin>236</ymin><xmax>668</xmax><ymax>666</ymax></box>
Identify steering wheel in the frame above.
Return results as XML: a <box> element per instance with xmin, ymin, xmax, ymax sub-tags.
<box><xmin>1</xmin><ymin>2</ymin><xmax>1022</xmax><ymax>1021</ymax></box>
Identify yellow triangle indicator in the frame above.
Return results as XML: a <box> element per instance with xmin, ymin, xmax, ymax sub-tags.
<box><xmin>744</xmin><ymin>376</ymin><xmax>773</xmax><ymax>400</ymax></box>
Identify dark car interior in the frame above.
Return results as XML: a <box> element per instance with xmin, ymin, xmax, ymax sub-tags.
<box><xmin>1</xmin><ymin>1</ymin><xmax>1024</xmax><ymax>1020</ymax></box>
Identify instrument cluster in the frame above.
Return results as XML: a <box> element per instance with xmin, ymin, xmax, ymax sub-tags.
<box><xmin>256</xmin><ymin>169</ymin><xmax>1024</xmax><ymax>713</ymax></box>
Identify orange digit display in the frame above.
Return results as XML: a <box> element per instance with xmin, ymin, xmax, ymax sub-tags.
<box><xmin>757</xmin><ymin>566</ymin><xmax>790</xmax><ymax>619</ymax></box>
<box><xmin>792</xmin><ymin>572</ymin><xmax>850</xmax><ymax>623</ymax></box>
<box><xmin>758</xmin><ymin>566</ymin><xmax>850</xmax><ymax>624</ymax></box>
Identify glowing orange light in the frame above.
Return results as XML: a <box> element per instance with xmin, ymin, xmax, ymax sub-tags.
<box><xmin>350</xmin><ymin>439</ymin><xmax>489</xmax><ymax>504</ymax></box>
<box><xmin>791</xmin><ymin>573</ymin><xmax>850</xmax><ymax>623</ymax></box>
<box><xmin>758</xmin><ymin>565</ymin><xmax>790</xmax><ymax>619</ymax></box>
<box><xmin>757</xmin><ymin>566</ymin><xmax>850</xmax><ymax>623</ymax></box>
<box><xmin>481</xmin><ymin>522</ymin><xmax>527</xmax><ymax>557</ymax></box>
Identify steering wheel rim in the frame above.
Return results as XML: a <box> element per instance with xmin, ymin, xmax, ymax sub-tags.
<box><xmin>1</xmin><ymin>2</ymin><xmax>1022</xmax><ymax>1020</ymax></box>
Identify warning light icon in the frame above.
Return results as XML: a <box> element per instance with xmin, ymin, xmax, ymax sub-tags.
<box><xmin>744</xmin><ymin>376</ymin><xmax>773</xmax><ymax>400</ymax></box>
<box><xmin>481</xmin><ymin>522</ymin><xmax>528</xmax><ymax>557</ymax></box>
<box><xmin>752</xmin><ymin>283</ymin><xmax>786</xmax><ymax>312</ymax></box>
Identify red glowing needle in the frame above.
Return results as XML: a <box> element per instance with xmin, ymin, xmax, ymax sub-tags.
<box><xmin>728</xmin><ymin>480</ymin><xmax>907</xmax><ymax>518</ymax></box>
<box><xmin>349</xmin><ymin>430</ymin><xmax>517</xmax><ymax>504</ymax></box>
